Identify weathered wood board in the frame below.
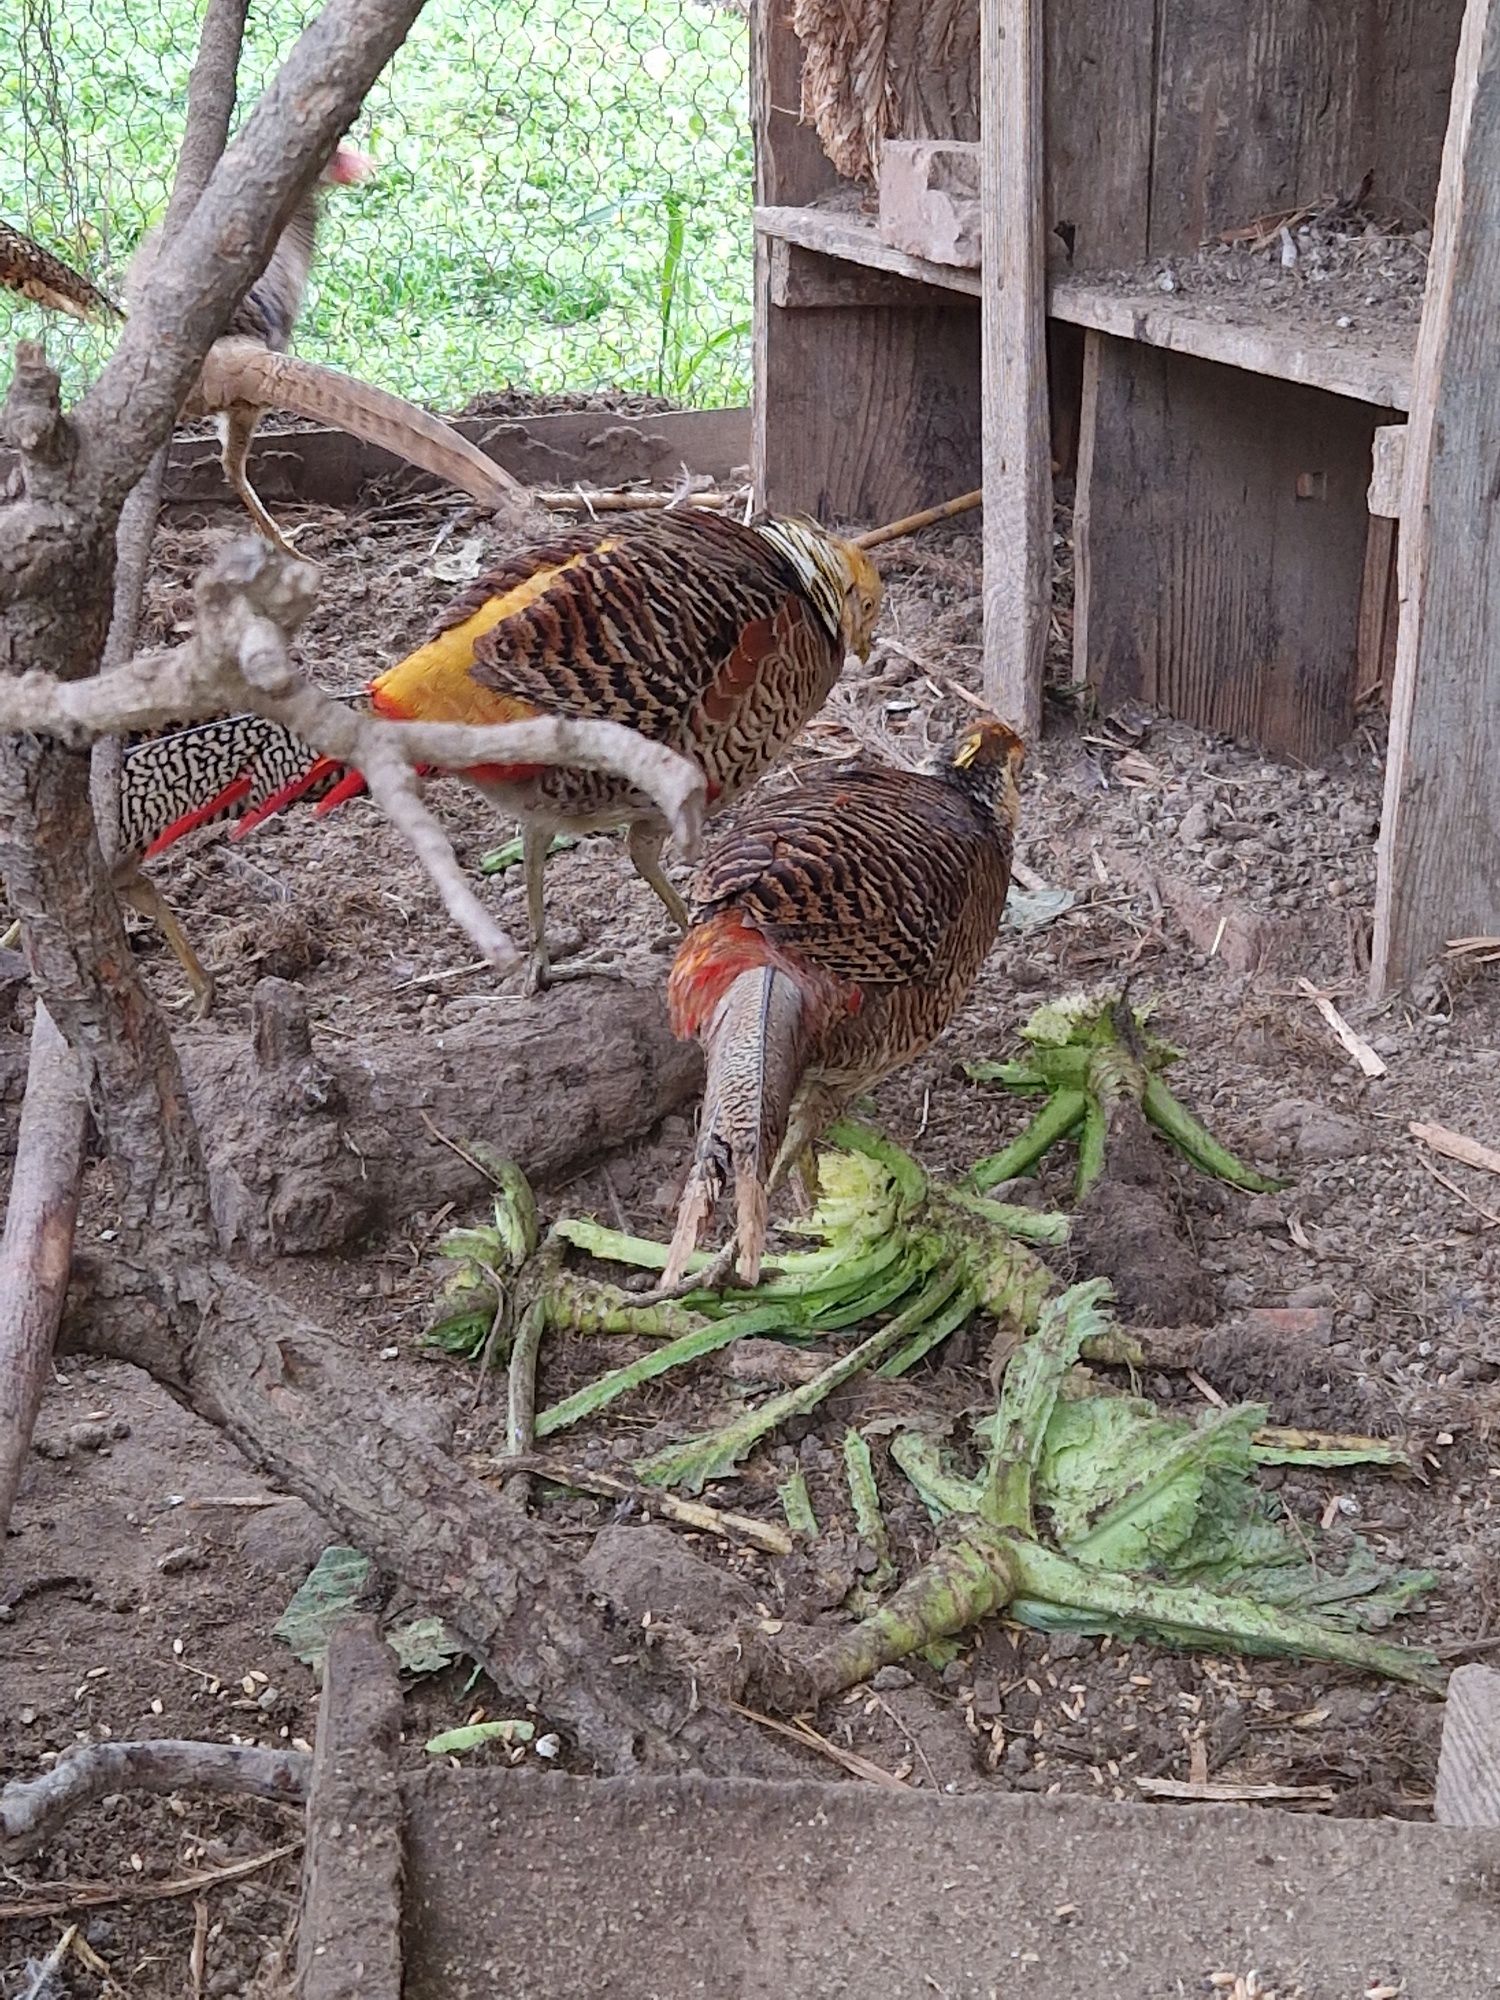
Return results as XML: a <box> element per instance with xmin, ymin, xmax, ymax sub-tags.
<box><xmin>1374</xmin><ymin>0</ymin><xmax>1500</xmax><ymax>990</ymax></box>
<box><xmin>1074</xmin><ymin>333</ymin><xmax>1396</xmax><ymax>758</ymax></box>
<box><xmin>1148</xmin><ymin>0</ymin><xmax>1466</xmax><ymax>254</ymax></box>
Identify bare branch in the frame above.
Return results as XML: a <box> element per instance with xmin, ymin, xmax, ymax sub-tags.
<box><xmin>0</xmin><ymin>540</ymin><xmax>709</xmax><ymax>863</ymax></box>
<box><xmin>0</xmin><ymin>1003</ymin><xmax>88</xmax><ymax>1539</ymax></box>
<box><xmin>1</xmin><ymin>1739</ymin><xmax>308</xmax><ymax>1863</ymax></box>
<box><xmin>75</xmin><ymin>0</ymin><xmax>431</xmax><ymax>507</ymax></box>
<box><xmin>163</xmin><ymin>0</ymin><xmax>251</xmax><ymax>229</ymax></box>
<box><xmin>97</xmin><ymin>0</ymin><xmax>253</xmax><ymax>858</ymax></box>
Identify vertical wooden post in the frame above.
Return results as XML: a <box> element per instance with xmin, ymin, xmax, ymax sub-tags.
<box><xmin>980</xmin><ymin>0</ymin><xmax>1051</xmax><ymax>737</ymax></box>
<box><xmin>751</xmin><ymin>10</ymin><xmax>982</xmax><ymax>523</ymax></box>
<box><xmin>1372</xmin><ymin>0</ymin><xmax>1500</xmax><ymax>993</ymax></box>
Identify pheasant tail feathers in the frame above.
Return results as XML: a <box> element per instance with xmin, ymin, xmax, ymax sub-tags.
<box><xmin>663</xmin><ymin>960</ymin><xmax>810</xmax><ymax>1288</ymax></box>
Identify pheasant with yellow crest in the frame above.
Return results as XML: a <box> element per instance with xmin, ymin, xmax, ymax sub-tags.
<box><xmin>124</xmin><ymin>505</ymin><xmax>883</xmax><ymax>993</ymax></box>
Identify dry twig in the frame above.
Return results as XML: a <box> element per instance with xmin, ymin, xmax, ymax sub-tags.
<box><xmin>0</xmin><ymin>1842</ymin><xmax>302</xmax><ymax>1923</ymax></box>
<box><xmin>1410</xmin><ymin>1120</ymin><xmax>1500</xmax><ymax>1178</ymax></box>
<box><xmin>0</xmin><ymin>1739</ymin><xmax>309</xmax><ymax>1862</ymax></box>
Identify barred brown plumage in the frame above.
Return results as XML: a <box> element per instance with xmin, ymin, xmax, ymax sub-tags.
<box><xmin>0</xmin><ymin>222</ymin><xmax>121</xmax><ymax>322</ymax></box>
<box><xmin>660</xmin><ymin>717</ymin><xmax>1026</xmax><ymax>1290</ymax></box>
<box><xmin>119</xmin><ymin>506</ymin><xmax>881</xmax><ymax>996</ymax></box>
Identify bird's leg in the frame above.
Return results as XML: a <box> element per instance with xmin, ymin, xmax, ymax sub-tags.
<box><xmin>517</xmin><ymin>823</ymin><xmax>625</xmax><ymax>996</ymax></box>
<box><xmin>767</xmin><ymin>1087</ymin><xmax>840</xmax><ymax>1203</ymax></box>
<box><xmin>625</xmin><ymin>819</ymin><xmax>690</xmax><ymax>931</ymax></box>
<box><xmin>115</xmin><ymin>866</ymin><xmax>215</xmax><ymax>1019</ymax></box>
<box><xmin>632</xmin><ymin>1234</ymin><xmax>741</xmax><ymax>1307</ymax></box>
<box><xmin>784</xmin><ymin>1145</ymin><xmax>821</xmax><ymax>1216</ymax></box>
<box><xmin>219</xmin><ymin>404</ymin><xmax>304</xmax><ymax>560</ymax></box>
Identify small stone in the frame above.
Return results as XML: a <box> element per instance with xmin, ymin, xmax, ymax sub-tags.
<box><xmin>1287</xmin><ymin>1283</ymin><xmax>1336</xmax><ymax>1310</ymax></box>
<box><xmin>871</xmin><ymin>1666</ymin><xmax>915</xmax><ymax>1691</ymax></box>
<box><xmin>237</xmin><ymin>1498</ymin><xmax>332</xmax><ymax>1584</ymax></box>
<box><xmin>1178</xmin><ymin>800</ymin><xmax>1213</xmax><ymax>846</ymax></box>
<box><xmin>1435</xmin><ymin>1666</ymin><xmax>1500</xmax><ymax>1827</ymax></box>
<box><xmin>157</xmin><ymin>1545</ymin><xmax>203</xmax><ymax>1575</ymax></box>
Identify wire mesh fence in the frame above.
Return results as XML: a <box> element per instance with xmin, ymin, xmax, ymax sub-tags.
<box><xmin>2</xmin><ymin>0</ymin><xmax>753</xmax><ymax>413</ymax></box>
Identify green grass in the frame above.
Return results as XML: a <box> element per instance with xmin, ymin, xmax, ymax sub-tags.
<box><xmin>1</xmin><ymin>0</ymin><xmax>752</xmax><ymax>410</ymax></box>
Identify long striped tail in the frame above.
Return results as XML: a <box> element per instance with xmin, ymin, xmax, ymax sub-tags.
<box><xmin>193</xmin><ymin>343</ymin><xmax>531</xmax><ymax>519</ymax></box>
<box><xmin>0</xmin><ymin>222</ymin><xmax>121</xmax><ymax>322</ymax></box>
<box><xmin>662</xmin><ymin>963</ymin><xmax>813</xmax><ymax>1290</ymax></box>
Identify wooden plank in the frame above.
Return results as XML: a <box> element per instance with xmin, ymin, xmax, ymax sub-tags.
<box><xmin>1074</xmin><ymin>332</ymin><xmax>1388</xmax><ymax>759</ymax></box>
<box><xmin>1044</xmin><ymin>0</ymin><xmax>1156</xmax><ymax>271</ymax></box>
<box><xmin>885</xmin><ymin>0</ymin><xmax>982</xmax><ymax>145</ymax></box>
<box><xmin>1148</xmin><ymin>0</ymin><xmax>1466</xmax><ymax>257</ymax></box>
<box><xmin>296</xmin><ymin>1617</ymin><xmax>403</xmax><ymax>2000</ymax></box>
<box><xmin>1357</xmin><ymin>516</ymin><xmax>1402</xmax><ymax>705</ymax></box>
<box><xmin>755</xmin><ymin>3</ymin><xmax>841</xmax><ymax>207</ymax></box>
<box><xmin>1367</xmin><ymin>422</ymin><xmax>1408</xmax><ymax>517</ymax></box>
<box><xmin>1050</xmin><ymin>279</ymin><xmax>1416</xmax><ymax>409</ymax></box>
<box><xmin>1436</xmin><ymin>1665</ymin><xmax>1500</xmax><ymax>1827</ymax></box>
<box><xmin>755</xmin><ymin>206</ymin><xmax>1416</xmax><ymax>407</ymax></box>
<box><xmin>757</xmin><ymin>204</ymin><xmax>981</xmax><ymax>296</ymax></box>
<box><xmin>1373</xmin><ymin>0</ymin><xmax>1500</xmax><ymax>991</ymax></box>
<box><xmin>980</xmin><ymin>0</ymin><xmax>1051</xmax><ymax>736</ymax></box>
<box><xmin>768</xmin><ymin>239</ymin><xmax>962</xmax><ymax>311</ymax></box>
<box><xmin>150</xmin><ymin>406</ymin><xmax>752</xmax><ymax>513</ymax></box>
<box><xmin>755</xmin><ymin>286</ymin><xmax>982</xmax><ymax>519</ymax></box>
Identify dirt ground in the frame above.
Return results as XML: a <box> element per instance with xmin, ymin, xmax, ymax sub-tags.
<box><xmin>3</xmin><ymin>467</ymin><xmax>1499</xmax><ymax>1995</ymax></box>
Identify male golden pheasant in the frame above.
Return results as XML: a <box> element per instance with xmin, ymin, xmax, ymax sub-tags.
<box><xmin>126</xmin><ymin>505</ymin><xmax>883</xmax><ymax>992</ymax></box>
<box><xmin>660</xmin><ymin>716</ymin><xmax>1025</xmax><ymax>1291</ymax></box>
<box><xmin>2</xmin><ymin>147</ymin><xmax>525</xmax><ymax>552</ymax></box>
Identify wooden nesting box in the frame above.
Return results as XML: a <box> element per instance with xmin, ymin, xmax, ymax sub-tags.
<box><xmin>752</xmin><ymin>0</ymin><xmax>1500</xmax><ymax>992</ymax></box>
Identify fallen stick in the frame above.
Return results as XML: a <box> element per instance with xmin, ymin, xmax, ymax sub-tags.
<box><xmin>536</xmin><ymin>488</ymin><xmax>738</xmax><ymax>515</ymax></box>
<box><xmin>1133</xmin><ymin>1777</ymin><xmax>1335</xmax><ymax>1806</ymax></box>
<box><xmin>855</xmin><ymin>488</ymin><xmax>983</xmax><ymax>551</ymax></box>
<box><xmin>1296</xmin><ymin>977</ymin><xmax>1387</xmax><ymax>1077</ymax></box>
<box><xmin>0</xmin><ymin>1739</ymin><xmax>308</xmax><ymax>1862</ymax></box>
<box><xmin>0</xmin><ymin>1842</ymin><xmax>302</xmax><ymax>1923</ymax></box>
<box><xmin>0</xmin><ymin>1003</ymin><xmax>89</xmax><ymax>1537</ymax></box>
<box><xmin>477</xmin><ymin>1452</ymin><xmax>794</xmax><ymax>1556</ymax></box>
<box><xmin>1410</xmin><ymin>1120</ymin><xmax>1500</xmax><ymax>1178</ymax></box>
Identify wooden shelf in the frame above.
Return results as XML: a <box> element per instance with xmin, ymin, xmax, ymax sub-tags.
<box><xmin>756</xmin><ymin>203</ymin><xmax>980</xmax><ymax>297</ymax></box>
<box><xmin>756</xmin><ymin>203</ymin><xmax>1415</xmax><ymax>411</ymax></box>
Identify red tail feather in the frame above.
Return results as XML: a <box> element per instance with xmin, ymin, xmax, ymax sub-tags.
<box><xmin>143</xmin><ymin>775</ymin><xmax>253</xmax><ymax>859</ymax></box>
<box><xmin>229</xmin><ymin>755</ymin><xmax>345</xmax><ymax>840</ymax></box>
<box><xmin>312</xmin><ymin>767</ymin><xmax>371</xmax><ymax>817</ymax></box>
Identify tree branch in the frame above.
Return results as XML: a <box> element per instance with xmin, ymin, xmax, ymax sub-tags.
<box><xmin>69</xmin><ymin>1269</ymin><xmax>798</xmax><ymax>1780</ymax></box>
<box><xmin>75</xmin><ymin>0</ymin><xmax>431</xmax><ymax>509</ymax></box>
<box><xmin>0</xmin><ymin>1003</ymin><xmax>87</xmax><ymax>1538</ymax></box>
<box><xmin>97</xmin><ymin>0</ymin><xmax>251</xmax><ymax>857</ymax></box>
<box><xmin>0</xmin><ymin>1739</ymin><xmax>308</xmax><ymax>1863</ymax></box>
<box><xmin>0</xmin><ymin>541</ymin><xmax>707</xmax><ymax>971</ymax></box>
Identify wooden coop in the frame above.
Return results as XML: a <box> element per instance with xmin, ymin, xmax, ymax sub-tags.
<box><xmin>752</xmin><ymin>0</ymin><xmax>1500</xmax><ymax>995</ymax></box>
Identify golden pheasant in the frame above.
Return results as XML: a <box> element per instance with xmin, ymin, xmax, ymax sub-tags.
<box><xmin>126</xmin><ymin>505</ymin><xmax>883</xmax><ymax>993</ymax></box>
<box><xmin>660</xmin><ymin>716</ymin><xmax>1025</xmax><ymax>1291</ymax></box>
<box><xmin>2</xmin><ymin>147</ymin><xmax>526</xmax><ymax>551</ymax></box>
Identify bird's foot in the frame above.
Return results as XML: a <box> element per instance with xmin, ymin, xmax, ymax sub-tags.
<box><xmin>520</xmin><ymin>947</ymin><xmax>628</xmax><ymax>997</ymax></box>
<box><xmin>163</xmin><ymin>972</ymin><xmax>216</xmax><ymax>1022</ymax></box>
<box><xmin>628</xmin><ymin>1238</ymin><xmax>741</xmax><ymax>1307</ymax></box>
